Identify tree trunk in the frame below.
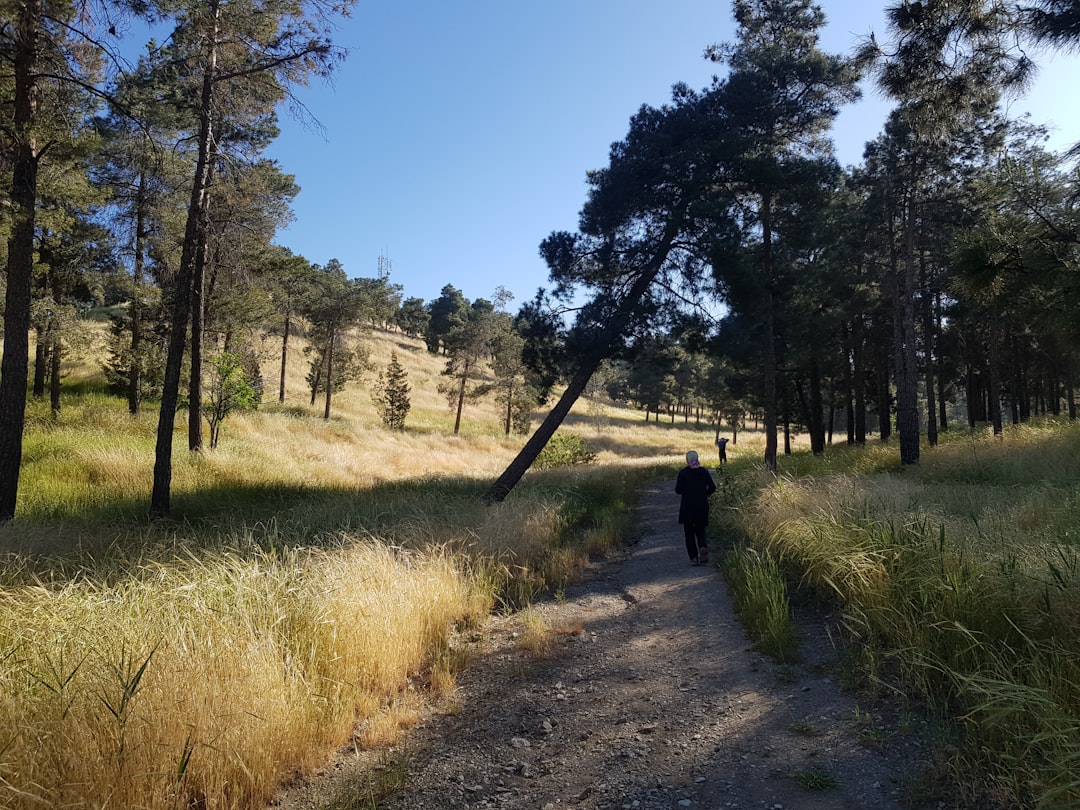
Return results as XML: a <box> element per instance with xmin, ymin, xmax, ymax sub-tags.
<box><xmin>877</xmin><ymin>336</ymin><xmax>892</xmax><ymax>442</ymax></box>
<box><xmin>48</xmin><ymin>264</ymin><xmax>63</xmax><ymax>415</ymax></box>
<box><xmin>504</xmin><ymin>379</ymin><xmax>512</xmax><ymax>436</ymax></box>
<box><xmin>310</xmin><ymin>357</ymin><xmax>321</xmax><ymax>406</ymax></box>
<box><xmin>782</xmin><ymin>393</ymin><xmax>792</xmax><ymax>456</ymax></box>
<box><xmin>809</xmin><ymin>354</ymin><xmax>825</xmax><ymax>455</ymax></box>
<box><xmin>188</xmin><ymin>210</ymin><xmax>208</xmax><ymax>451</ymax></box>
<box><xmin>151</xmin><ymin>1</ymin><xmax>219</xmax><ymax>518</ymax></box>
<box><xmin>453</xmin><ymin>358</ymin><xmax>468</xmax><ymax>435</ymax></box>
<box><xmin>761</xmin><ymin>194</ymin><xmax>779</xmax><ymax>472</ymax></box>
<box><xmin>935</xmin><ymin>295</ymin><xmax>947</xmax><ymax>432</ymax></box>
<box><xmin>1068</xmin><ymin>366</ymin><xmax>1076</xmax><ymax>420</ymax></box>
<box><xmin>0</xmin><ymin>0</ymin><xmax>42</xmax><ymax>522</ymax></box>
<box><xmin>279</xmin><ymin>314</ymin><xmax>291</xmax><ymax>403</ymax></box>
<box><xmin>33</xmin><ymin>332</ymin><xmax>47</xmax><ymax>398</ymax></box>
<box><xmin>988</xmin><ymin>323</ymin><xmax>1003</xmax><ymax>437</ymax></box>
<box><xmin>920</xmin><ymin>253</ymin><xmax>937</xmax><ymax>446</ymax></box>
<box><xmin>844</xmin><ymin>331</ymin><xmax>855</xmax><ymax>445</ymax></box>
<box><xmin>129</xmin><ymin>166</ymin><xmax>147</xmax><ymax>415</ymax></box>
<box><xmin>894</xmin><ymin>186</ymin><xmax>920</xmax><ymax>465</ymax></box>
<box><xmin>853</xmin><ymin>316</ymin><xmax>867</xmax><ymax>445</ymax></box>
<box><xmin>49</xmin><ymin>335</ymin><xmax>61</xmax><ymax>415</ymax></box>
<box><xmin>323</xmin><ymin>329</ymin><xmax>335</xmax><ymax>420</ymax></box>
<box><xmin>485</xmin><ymin>210</ymin><xmax>685</xmax><ymax>503</ymax></box>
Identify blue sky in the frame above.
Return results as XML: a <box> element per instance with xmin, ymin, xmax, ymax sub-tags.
<box><xmin>266</xmin><ymin>1</ymin><xmax>1080</xmax><ymax>309</ymax></box>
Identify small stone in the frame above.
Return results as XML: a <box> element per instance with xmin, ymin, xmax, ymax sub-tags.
<box><xmin>678</xmin><ymin>801</ymin><xmax>692</xmax><ymax>808</ymax></box>
<box><xmin>510</xmin><ymin>737</ymin><xmax>530</xmax><ymax>748</ymax></box>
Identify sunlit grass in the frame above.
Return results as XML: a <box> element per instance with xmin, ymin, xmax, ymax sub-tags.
<box><xmin>0</xmin><ymin>541</ymin><xmax>478</xmax><ymax>809</ymax></box>
<box><xmin>1</xmin><ymin>323</ymin><xmax>751</xmax><ymax>809</ymax></box>
<box><xmin>734</xmin><ymin>419</ymin><xmax>1080</xmax><ymax>806</ymax></box>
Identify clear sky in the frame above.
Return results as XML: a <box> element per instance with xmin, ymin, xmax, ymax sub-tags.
<box><xmin>266</xmin><ymin>1</ymin><xmax>1080</xmax><ymax>309</ymax></box>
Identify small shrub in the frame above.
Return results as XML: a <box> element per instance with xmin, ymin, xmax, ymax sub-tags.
<box><xmin>534</xmin><ymin>433</ymin><xmax>597</xmax><ymax>469</ymax></box>
<box><xmin>794</xmin><ymin>769</ymin><xmax>837</xmax><ymax>791</ymax></box>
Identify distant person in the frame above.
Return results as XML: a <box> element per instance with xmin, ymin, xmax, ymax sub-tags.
<box><xmin>675</xmin><ymin>450</ymin><xmax>717</xmax><ymax>566</ymax></box>
<box><xmin>716</xmin><ymin>436</ymin><xmax>729</xmax><ymax>465</ymax></box>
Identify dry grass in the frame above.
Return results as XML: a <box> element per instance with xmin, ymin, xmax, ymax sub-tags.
<box><xmin>0</xmin><ymin>541</ymin><xmax>481</xmax><ymax>810</ymax></box>
<box><xmin>1</xmin><ymin>323</ymin><xmax>758</xmax><ymax>809</ymax></box>
<box><xmin>734</xmin><ymin>421</ymin><xmax>1080</xmax><ymax>806</ymax></box>
<box><xmin>516</xmin><ymin>607</ymin><xmax>557</xmax><ymax>658</ymax></box>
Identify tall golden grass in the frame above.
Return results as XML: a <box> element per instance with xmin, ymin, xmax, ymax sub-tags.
<box><xmin>1</xmin><ymin>323</ymin><xmax>738</xmax><ymax>809</ymax></box>
<box><xmin>0</xmin><ymin>542</ymin><xmax>476</xmax><ymax>809</ymax></box>
<box><xmin>735</xmin><ymin>422</ymin><xmax>1080</xmax><ymax>806</ymax></box>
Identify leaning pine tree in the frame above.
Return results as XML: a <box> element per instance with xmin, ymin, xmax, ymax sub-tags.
<box><xmin>485</xmin><ymin>83</ymin><xmax>733</xmax><ymax>503</ymax></box>
<box><xmin>372</xmin><ymin>351</ymin><xmax>410</xmax><ymax>430</ymax></box>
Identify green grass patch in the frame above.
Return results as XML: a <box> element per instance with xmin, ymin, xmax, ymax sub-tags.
<box><xmin>721</xmin><ymin>544</ymin><xmax>799</xmax><ymax>663</ymax></box>
<box><xmin>732</xmin><ymin>419</ymin><xmax>1080</xmax><ymax>807</ymax></box>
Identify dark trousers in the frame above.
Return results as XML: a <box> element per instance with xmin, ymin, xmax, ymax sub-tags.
<box><xmin>683</xmin><ymin>521</ymin><xmax>707</xmax><ymax>559</ymax></box>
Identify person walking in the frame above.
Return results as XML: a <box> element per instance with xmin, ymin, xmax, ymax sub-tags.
<box><xmin>675</xmin><ymin>450</ymin><xmax>717</xmax><ymax>565</ymax></box>
<box><xmin>716</xmin><ymin>436</ymin><xmax>729</xmax><ymax>465</ymax></box>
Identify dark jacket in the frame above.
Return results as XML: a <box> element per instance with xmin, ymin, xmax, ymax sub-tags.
<box><xmin>675</xmin><ymin>465</ymin><xmax>717</xmax><ymax>524</ymax></box>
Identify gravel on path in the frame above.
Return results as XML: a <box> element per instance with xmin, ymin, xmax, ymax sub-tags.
<box><xmin>271</xmin><ymin>477</ymin><xmax>934</xmax><ymax>810</ymax></box>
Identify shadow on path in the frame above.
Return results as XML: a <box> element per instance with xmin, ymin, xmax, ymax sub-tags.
<box><xmin>277</xmin><ymin>478</ymin><xmax>933</xmax><ymax>810</ymax></box>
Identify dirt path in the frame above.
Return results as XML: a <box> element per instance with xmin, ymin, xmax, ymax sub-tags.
<box><xmin>273</xmin><ymin>478</ymin><xmax>933</xmax><ymax>810</ymax></box>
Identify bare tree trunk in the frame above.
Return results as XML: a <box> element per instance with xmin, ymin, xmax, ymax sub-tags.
<box><xmin>761</xmin><ymin>194</ymin><xmax>779</xmax><ymax>472</ymax></box>
<box><xmin>48</xmin><ymin>265</ymin><xmax>62</xmax><ymax>415</ymax></box>
<box><xmin>279</xmin><ymin>315</ymin><xmax>290</xmax><ymax>403</ymax></box>
<box><xmin>151</xmin><ymin>1</ymin><xmax>219</xmax><ymax>518</ymax></box>
<box><xmin>894</xmin><ymin>185</ymin><xmax>920</xmax><ymax>465</ymax></box>
<box><xmin>323</xmin><ymin>329</ymin><xmax>335</xmax><ymax>420</ymax></box>
<box><xmin>877</xmin><ymin>336</ymin><xmax>892</xmax><ymax>442</ymax></box>
<box><xmin>504</xmin><ymin>379</ymin><xmax>513</xmax><ymax>436</ymax></box>
<box><xmin>853</xmin><ymin>316</ymin><xmax>867</xmax><ymax>444</ymax></box>
<box><xmin>33</xmin><ymin>332</ymin><xmax>47</xmax><ymax>398</ymax></box>
<box><xmin>453</xmin><ymin>358</ymin><xmax>468</xmax><ymax>435</ymax></box>
<box><xmin>49</xmin><ymin>335</ymin><xmax>61</xmax><ymax>415</ymax></box>
<box><xmin>0</xmin><ymin>0</ymin><xmax>42</xmax><ymax>522</ymax></box>
<box><xmin>188</xmin><ymin>158</ymin><xmax>216</xmax><ymax>452</ymax></box>
<box><xmin>129</xmin><ymin>167</ymin><xmax>148</xmax><ymax>415</ymax></box>
<box><xmin>809</xmin><ymin>355</ymin><xmax>825</xmax><ymax>455</ymax></box>
<box><xmin>988</xmin><ymin>323</ymin><xmax>1003</xmax><ymax>437</ymax></box>
<box><xmin>1068</xmin><ymin>365</ymin><xmax>1076</xmax><ymax>420</ymax></box>
<box><xmin>920</xmin><ymin>251</ymin><xmax>938</xmax><ymax>446</ymax></box>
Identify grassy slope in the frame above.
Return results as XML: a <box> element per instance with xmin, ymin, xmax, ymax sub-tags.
<box><xmin>9</xmin><ymin>325</ymin><xmax>749</xmax><ymax>534</ymax></box>
<box><xmin>0</xmin><ymin>322</ymin><xmax>743</xmax><ymax>810</ymax></box>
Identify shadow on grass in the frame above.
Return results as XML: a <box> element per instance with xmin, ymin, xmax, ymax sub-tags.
<box><xmin>0</xmin><ymin>475</ymin><xmax>490</xmax><ymax>561</ymax></box>
<box><xmin>0</xmin><ymin>461</ymin><xmax>661</xmax><ymax>585</ymax></box>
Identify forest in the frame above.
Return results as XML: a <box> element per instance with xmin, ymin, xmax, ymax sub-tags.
<box><xmin>2</xmin><ymin>2</ymin><xmax>1080</xmax><ymax>807</ymax></box>
<box><xmin>2</xmin><ymin>1</ymin><xmax>1079</xmax><ymax>522</ymax></box>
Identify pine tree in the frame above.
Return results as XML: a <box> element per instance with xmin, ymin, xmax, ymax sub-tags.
<box><xmin>371</xmin><ymin>352</ymin><xmax>411</xmax><ymax>430</ymax></box>
<box><xmin>706</xmin><ymin>0</ymin><xmax>860</xmax><ymax>471</ymax></box>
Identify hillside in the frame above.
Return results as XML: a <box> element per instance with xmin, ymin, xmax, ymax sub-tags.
<box><xmin>7</xmin><ymin>321</ymin><xmax>756</xmax><ymax>530</ymax></box>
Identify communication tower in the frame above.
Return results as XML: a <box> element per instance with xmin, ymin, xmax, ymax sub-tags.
<box><xmin>377</xmin><ymin>253</ymin><xmax>392</xmax><ymax>280</ymax></box>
